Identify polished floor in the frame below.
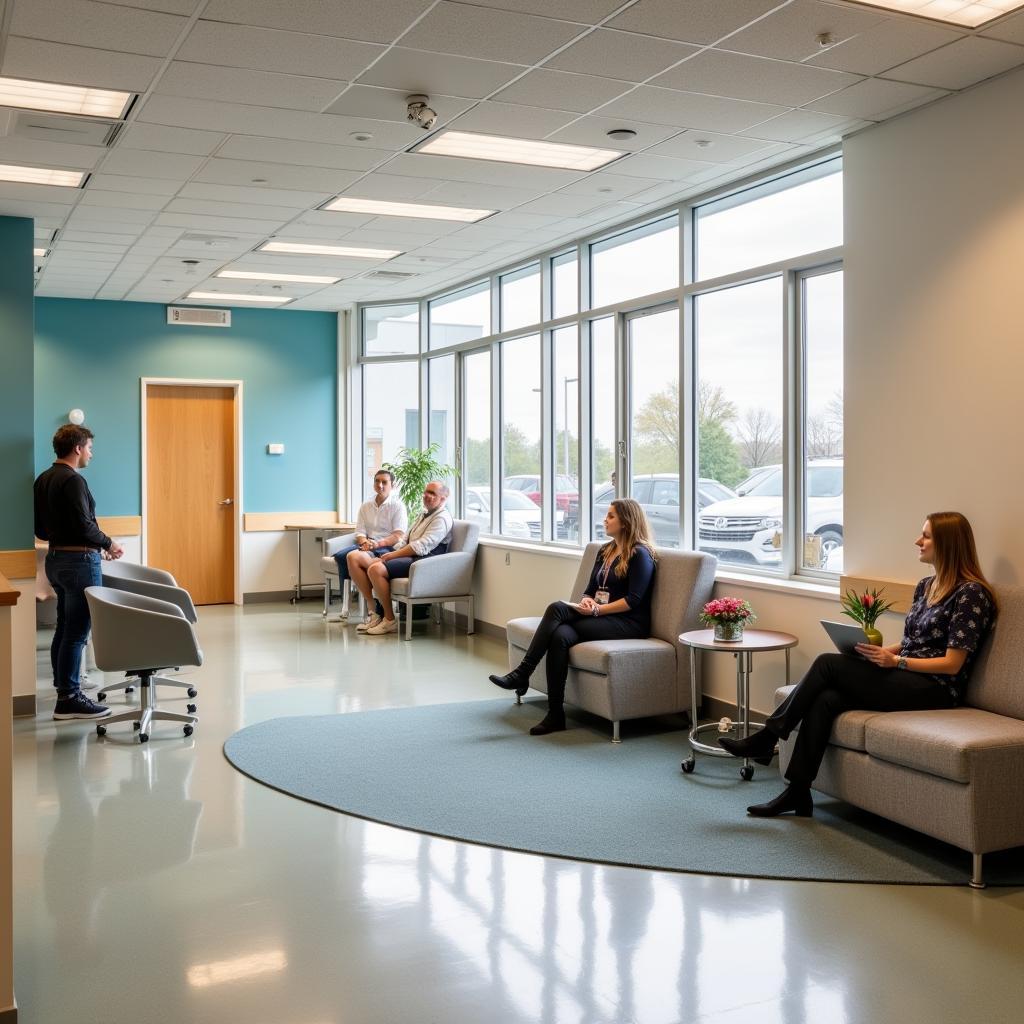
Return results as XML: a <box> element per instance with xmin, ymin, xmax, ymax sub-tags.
<box><xmin>14</xmin><ymin>603</ymin><xmax>1024</xmax><ymax>1024</ymax></box>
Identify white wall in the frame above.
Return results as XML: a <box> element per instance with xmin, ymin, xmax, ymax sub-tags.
<box><xmin>844</xmin><ymin>65</ymin><xmax>1024</xmax><ymax>586</ymax></box>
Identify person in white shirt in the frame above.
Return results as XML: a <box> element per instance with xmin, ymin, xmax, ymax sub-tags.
<box><xmin>357</xmin><ymin>481</ymin><xmax>454</xmax><ymax>635</ymax></box>
<box><xmin>336</xmin><ymin>470</ymin><xmax>407</xmax><ymax>623</ymax></box>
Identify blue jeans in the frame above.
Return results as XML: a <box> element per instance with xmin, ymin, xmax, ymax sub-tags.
<box><xmin>46</xmin><ymin>551</ymin><xmax>102</xmax><ymax>699</ymax></box>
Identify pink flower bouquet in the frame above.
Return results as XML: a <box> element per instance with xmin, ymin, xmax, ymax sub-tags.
<box><xmin>699</xmin><ymin>597</ymin><xmax>756</xmax><ymax>627</ymax></box>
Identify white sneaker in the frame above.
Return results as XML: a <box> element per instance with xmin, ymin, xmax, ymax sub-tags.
<box><xmin>79</xmin><ymin>672</ymin><xmax>99</xmax><ymax>692</ymax></box>
<box><xmin>356</xmin><ymin>613</ymin><xmax>382</xmax><ymax>633</ymax></box>
<box><xmin>366</xmin><ymin>617</ymin><xmax>399</xmax><ymax>635</ymax></box>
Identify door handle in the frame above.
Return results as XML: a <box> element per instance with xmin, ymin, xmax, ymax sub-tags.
<box><xmin>219</xmin><ymin>498</ymin><xmax>233</xmax><ymax>506</ymax></box>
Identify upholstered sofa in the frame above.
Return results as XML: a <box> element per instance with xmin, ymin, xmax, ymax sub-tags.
<box><xmin>775</xmin><ymin>584</ymin><xmax>1024</xmax><ymax>888</ymax></box>
<box><xmin>504</xmin><ymin>543</ymin><xmax>716</xmax><ymax>742</ymax></box>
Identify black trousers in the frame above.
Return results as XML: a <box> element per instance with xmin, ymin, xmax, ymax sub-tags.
<box><xmin>519</xmin><ymin>601</ymin><xmax>648</xmax><ymax>712</ymax></box>
<box><xmin>768</xmin><ymin>653</ymin><xmax>955</xmax><ymax>785</ymax></box>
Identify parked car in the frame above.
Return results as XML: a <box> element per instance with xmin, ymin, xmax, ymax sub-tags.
<box><xmin>503</xmin><ymin>474</ymin><xmax>578</xmax><ymax>515</ymax></box>
<box><xmin>697</xmin><ymin>459</ymin><xmax>843</xmax><ymax>568</ymax></box>
<box><xmin>592</xmin><ymin>474</ymin><xmax>737</xmax><ymax>548</ymax></box>
<box><xmin>464</xmin><ymin>486</ymin><xmax>540</xmax><ymax>540</ymax></box>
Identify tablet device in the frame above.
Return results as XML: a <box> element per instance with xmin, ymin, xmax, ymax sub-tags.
<box><xmin>820</xmin><ymin>619</ymin><xmax>869</xmax><ymax>655</ymax></box>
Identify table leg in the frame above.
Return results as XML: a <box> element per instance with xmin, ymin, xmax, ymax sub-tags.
<box><xmin>785</xmin><ymin>647</ymin><xmax>791</xmax><ymax>686</ymax></box>
<box><xmin>292</xmin><ymin>528</ymin><xmax>302</xmax><ymax>603</ymax></box>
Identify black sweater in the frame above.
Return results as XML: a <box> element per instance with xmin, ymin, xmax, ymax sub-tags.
<box><xmin>33</xmin><ymin>463</ymin><xmax>112</xmax><ymax>550</ymax></box>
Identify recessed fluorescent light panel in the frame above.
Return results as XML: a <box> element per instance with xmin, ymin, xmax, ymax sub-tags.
<box><xmin>0</xmin><ymin>76</ymin><xmax>133</xmax><ymax>118</ymax></box>
<box><xmin>259</xmin><ymin>241</ymin><xmax>403</xmax><ymax>259</ymax></box>
<box><xmin>186</xmin><ymin>291</ymin><xmax>292</xmax><ymax>305</ymax></box>
<box><xmin>0</xmin><ymin>163</ymin><xmax>85</xmax><ymax>187</ymax></box>
<box><xmin>322</xmin><ymin>196</ymin><xmax>496</xmax><ymax>223</ymax></box>
<box><xmin>217</xmin><ymin>270</ymin><xmax>340</xmax><ymax>284</ymax></box>
<box><xmin>850</xmin><ymin>0</ymin><xmax>1024</xmax><ymax>27</ymax></box>
<box><xmin>415</xmin><ymin>130</ymin><xmax>624</xmax><ymax>171</ymax></box>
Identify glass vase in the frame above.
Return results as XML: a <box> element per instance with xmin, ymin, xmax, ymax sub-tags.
<box><xmin>713</xmin><ymin>620</ymin><xmax>745</xmax><ymax>642</ymax></box>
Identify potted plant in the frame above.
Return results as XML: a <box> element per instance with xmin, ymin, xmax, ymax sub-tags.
<box><xmin>383</xmin><ymin>442</ymin><xmax>459</xmax><ymax>522</ymax></box>
<box><xmin>840</xmin><ymin>587</ymin><xmax>894</xmax><ymax>646</ymax></box>
<box><xmin>699</xmin><ymin>597</ymin><xmax>756</xmax><ymax>642</ymax></box>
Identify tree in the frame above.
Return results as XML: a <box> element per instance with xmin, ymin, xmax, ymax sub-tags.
<box><xmin>698</xmin><ymin>381</ymin><xmax>736</xmax><ymax>427</ymax></box>
<box><xmin>502</xmin><ymin>424</ymin><xmax>540</xmax><ymax>476</ymax></box>
<box><xmin>806</xmin><ymin>414</ymin><xmax>843</xmax><ymax>459</ymax></box>
<box><xmin>737</xmin><ymin>407</ymin><xmax>781</xmax><ymax>469</ymax></box>
<box><xmin>698</xmin><ymin>420</ymin><xmax>746</xmax><ymax>488</ymax></box>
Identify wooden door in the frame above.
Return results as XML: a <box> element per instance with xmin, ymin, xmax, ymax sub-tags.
<box><xmin>146</xmin><ymin>385</ymin><xmax>236</xmax><ymax>604</ymax></box>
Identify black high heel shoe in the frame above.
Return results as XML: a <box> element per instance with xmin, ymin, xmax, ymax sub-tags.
<box><xmin>529</xmin><ymin>712</ymin><xmax>566</xmax><ymax>736</ymax></box>
<box><xmin>489</xmin><ymin>669</ymin><xmax>530</xmax><ymax>697</ymax></box>
<box><xmin>718</xmin><ymin>726</ymin><xmax>777</xmax><ymax>766</ymax></box>
<box><xmin>747</xmin><ymin>784</ymin><xmax>813</xmax><ymax>818</ymax></box>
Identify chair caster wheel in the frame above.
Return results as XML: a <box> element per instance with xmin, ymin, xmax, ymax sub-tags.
<box><xmin>187</xmin><ymin>703</ymin><xmax>197</xmax><ymax>714</ymax></box>
<box><xmin>187</xmin><ymin>687</ymin><xmax>197</xmax><ymax>699</ymax></box>
<box><xmin>132</xmin><ymin>721</ymin><xmax>140</xmax><ymax>731</ymax></box>
<box><xmin>740</xmin><ymin>765</ymin><xmax>754</xmax><ymax>781</ymax></box>
<box><xmin>139</xmin><ymin>733</ymin><xmax>149</xmax><ymax>743</ymax></box>
<box><xmin>125</xmin><ymin>686</ymin><xmax>134</xmax><ymax>694</ymax></box>
<box><xmin>681</xmin><ymin>757</ymin><xmax>695</xmax><ymax>774</ymax></box>
<box><xmin>183</xmin><ymin>725</ymin><xmax>193</xmax><ymax>737</ymax></box>
<box><xmin>96</xmin><ymin>724</ymin><xmax>106</xmax><ymax>737</ymax></box>
<box><xmin>96</xmin><ymin>692</ymin><xmax>107</xmax><ymax>702</ymax></box>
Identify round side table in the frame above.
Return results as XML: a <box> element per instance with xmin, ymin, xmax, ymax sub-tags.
<box><xmin>679</xmin><ymin>628</ymin><xmax>798</xmax><ymax>780</ymax></box>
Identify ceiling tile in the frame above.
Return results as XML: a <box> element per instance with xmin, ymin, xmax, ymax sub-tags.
<box><xmin>648</xmin><ymin>130</ymin><xmax>782</xmax><ymax>163</ymax></box>
<box><xmin>79</xmin><ymin>190</ymin><xmax>169</xmax><ymax>210</ymax></box>
<box><xmin>493</xmin><ymin>69</ymin><xmax>633</xmax><ymax>113</ymax></box>
<box><xmin>192</xmin><ymin>157</ymin><xmax>358</xmax><ymax>193</ymax></box>
<box><xmin>720</xmin><ymin>0</ymin><xmax>887</xmax><ymax>62</ymax></box>
<box><xmin>101</xmin><ymin>148</ymin><xmax>206</xmax><ymax>179</ymax></box>
<box><xmin>608</xmin><ymin>153</ymin><xmax>719</xmax><ymax>181</ymax></box>
<box><xmin>156</xmin><ymin>62</ymin><xmax>348</xmax><ymax>112</ymax></box>
<box><xmin>88</xmin><ymin>174</ymin><xmax>186</xmax><ymax>196</ymax></box>
<box><xmin>119</xmin><ymin>123</ymin><xmax>227</xmax><ymax>156</ymax></box>
<box><xmin>163</xmin><ymin>197</ymin><xmax>304</xmax><ymax>221</ymax></box>
<box><xmin>179</xmin><ymin>181</ymin><xmax>331</xmax><ymax>206</ymax></box>
<box><xmin>652</xmin><ymin>50</ymin><xmax>860</xmax><ymax>106</ymax></box>
<box><xmin>459</xmin><ymin>0</ymin><xmax>623</xmax><ymax>20</ymax></box>
<box><xmin>11</xmin><ymin>0</ymin><xmax>188</xmax><ymax>57</ymax></box>
<box><xmin>0</xmin><ymin>181</ymin><xmax>78</xmax><ymax>203</ymax></box>
<box><xmin>336</xmin><ymin>173</ymin><xmax>440</xmax><ymax>200</ymax></box>
<box><xmin>547</xmin><ymin>116</ymin><xmax>681</xmax><ymax>151</ymax></box>
<box><xmin>982</xmin><ymin>11</ymin><xmax>1024</xmax><ymax>46</ymax></box>
<box><xmin>66</xmin><ymin>206</ymin><xmax>156</xmax><ymax>225</ymax></box>
<box><xmin>404</xmin><ymin>2</ymin><xmax>583</xmax><ymax>63</ymax></box>
<box><xmin>807</xmin><ymin>18</ymin><xmax>962</xmax><ymax>76</ymax></box>
<box><xmin>738</xmin><ymin>108</ymin><xmax>857</xmax><ymax>143</ymax></box>
<box><xmin>881</xmin><ymin>37</ymin><xmax>1024</xmax><ymax>91</ymax></box>
<box><xmin>101</xmin><ymin>0</ymin><xmax>201</xmax><ymax>14</ymax></box>
<box><xmin>201</xmin><ymin>0</ymin><xmax>435</xmax><ymax>43</ymax></box>
<box><xmin>356</xmin><ymin>48</ymin><xmax>525</xmax><ymax>99</ymax></box>
<box><xmin>598</xmin><ymin>85</ymin><xmax>788</xmax><ymax>132</ymax></box>
<box><xmin>324</xmin><ymin>85</ymin><xmax>474</xmax><ymax>125</ymax></box>
<box><xmin>513</xmin><ymin>193</ymin><xmax>611</xmax><ymax>216</ymax></box>
<box><xmin>806</xmin><ymin>78</ymin><xmax>947</xmax><ymax>120</ymax></box>
<box><xmin>216</xmin><ymin>135</ymin><xmax>387</xmax><ymax>172</ymax></box>
<box><xmin>546</xmin><ymin>28</ymin><xmax>698</xmax><ymax>81</ymax></box>
<box><xmin>447</xmin><ymin>101</ymin><xmax>578</xmax><ymax>138</ymax></box>
<box><xmin>416</xmin><ymin>180</ymin><xmax>546</xmax><ymax>207</ymax></box>
<box><xmin>607</xmin><ymin>0</ymin><xmax>783</xmax><ymax>46</ymax></box>
<box><xmin>559</xmin><ymin>170</ymin><xmax>665</xmax><ymax>199</ymax></box>
<box><xmin>178</xmin><ymin>20</ymin><xmax>385</xmax><ymax>79</ymax></box>
<box><xmin>0</xmin><ymin>137</ymin><xmax>105</xmax><ymax>170</ymax></box>
<box><xmin>1</xmin><ymin>37</ymin><xmax>163</xmax><ymax>93</ymax></box>
<box><xmin>386</xmin><ymin>151</ymin><xmax>585</xmax><ymax>190</ymax></box>
<box><xmin>156</xmin><ymin>211</ymin><xmax>285</xmax><ymax>234</ymax></box>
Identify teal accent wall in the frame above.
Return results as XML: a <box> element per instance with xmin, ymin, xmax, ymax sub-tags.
<box><xmin>0</xmin><ymin>217</ymin><xmax>34</xmax><ymax>552</ymax></box>
<box><xmin>34</xmin><ymin>299</ymin><xmax>338</xmax><ymax>515</ymax></box>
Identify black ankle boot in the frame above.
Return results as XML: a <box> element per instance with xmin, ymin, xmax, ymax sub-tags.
<box><xmin>718</xmin><ymin>726</ymin><xmax>777</xmax><ymax>766</ymax></box>
<box><xmin>747</xmin><ymin>784</ymin><xmax>813</xmax><ymax>818</ymax></box>
<box><xmin>529</xmin><ymin>711</ymin><xmax>566</xmax><ymax>736</ymax></box>
<box><xmin>489</xmin><ymin>668</ymin><xmax>530</xmax><ymax>697</ymax></box>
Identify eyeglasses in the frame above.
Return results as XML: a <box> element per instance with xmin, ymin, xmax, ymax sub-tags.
<box><xmin>424</xmin><ymin>490</ymin><xmax>442</xmax><ymax>497</ymax></box>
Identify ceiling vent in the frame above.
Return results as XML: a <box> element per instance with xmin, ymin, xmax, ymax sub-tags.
<box><xmin>13</xmin><ymin>111</ymin><xmax>122</xmax><ymax>147</ymax></box>
<box><xmin>364</xmin><ymin>270</ymin><xmax>417</xmax><ymax>281</ymax></box>
<box><xmin>167</xmin><ymin>306</ymin><xmax>231</xmax><ymax>327</ymax></box>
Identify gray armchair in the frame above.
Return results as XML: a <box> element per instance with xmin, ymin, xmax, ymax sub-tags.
<box><xmin>98</xmin><ymin>561</ymin><xmax>199</xmax><ymax>708</ymax></box>
<box><xmin>320</xmin><ymin>533</ymin><xmax>360</xmax><ymax>619</ymax></box>
<box><xmin>85</xmin><ymin>586</ymin><xmax>201</xmax><ymax>742</ymax></box>
<box><xmin>389</xmin><ymin>519</ymin><xmax>480</xmax><ymax>641</ymax></box>
<box><xmin>504</xmin><ymin>544</ymin><xmax>716</xmax><ymax>741</ymax></box>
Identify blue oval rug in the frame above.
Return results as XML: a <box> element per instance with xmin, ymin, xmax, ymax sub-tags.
<box><xmin>223</xmin><ymin>698</ymin><xmax>1024</xmax><ymax>886</ymax></box>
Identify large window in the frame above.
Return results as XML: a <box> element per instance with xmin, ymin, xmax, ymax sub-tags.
<box><xmin>363</xmin><ymin>361</ymin><xmax>418</xmax><ymax>498</ymax></box>
<box><xmin>357</xmin><ymin>159</ymin><xmax>843</xmax><ymax>575</ymax></box>
<box><xmin>429</xmin><ymin>280</ymin><xmax>489</xmax><ymax>350</ymax></box>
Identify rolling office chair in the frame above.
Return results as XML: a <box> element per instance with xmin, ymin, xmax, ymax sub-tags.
<box><xmin>97</xmin><ymin>561</ymin><xmax>199</xmax><ymax>710</ymax></box>
<box><xmin>85</xmin><ymin>587</ymin><xmax>201</xmax><ymax>743</ymax></box>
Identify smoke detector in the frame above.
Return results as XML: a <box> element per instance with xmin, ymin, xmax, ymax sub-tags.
<box><xmin>406</xmin><ymin>94</ymin><xmax>438</xmax><ymax>131</ymax></box>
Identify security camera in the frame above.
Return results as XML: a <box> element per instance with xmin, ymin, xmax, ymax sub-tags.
<box><xmin>406</xmin><ymin>94</ymin><xmax>438</xmax><ymax>131</ymax></box>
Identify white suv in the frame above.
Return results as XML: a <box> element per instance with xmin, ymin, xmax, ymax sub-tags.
<box><xmin>697</xmin><ymin>460</ymin><xmax>843</xmax><ymax>568</ymax></box>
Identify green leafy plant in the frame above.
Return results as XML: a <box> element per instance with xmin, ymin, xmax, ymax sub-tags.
<box><xmin>383</xmin><ymin>442</ymin><xmax>459</xmax><ymax>521</ymax></box>
<box><xmin>840</xmin><ymin>587</ymin><xmax>894</xmax><ymax>629</ymax></box>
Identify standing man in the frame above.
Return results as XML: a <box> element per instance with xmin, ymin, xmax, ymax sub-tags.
<box><xmin>331</xmin><ymin>469</ymin><xmax>407</xmax><ymax>623</ymax></box>
<box><xmin>353</xmin><ymin>482</ymin><xmax>454</xmax><ymax>635</ymax></box>
<box><xmin>34</xmin><ymin>425</ymin><xmax>122</xmax><ymax>720</ymax></box>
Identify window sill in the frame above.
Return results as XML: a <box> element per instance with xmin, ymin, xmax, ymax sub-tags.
<box><xmin>478</xmin><ymin>536</ymin><xmax>586</xmax><ymax>561</ymax></box>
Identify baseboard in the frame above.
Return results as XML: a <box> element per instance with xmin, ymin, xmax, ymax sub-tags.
<box><xmin>701</xmin><ymin>692</ymin><xmax>767</xmax><ymax>728</ymax></box>
<box><xmin>243</xmin><ymin>590</ymin><xmax>297</xmax><ymax>604</ymax></box>
<box><xmin>12</xmin><ymin>694</ymin><xmax>35</xmax><ymax>718</ymax></box>
<box><xmin>0</xmin><ymin>998</ymin><xmax>16</xmax><ymax>1021</ymax></box>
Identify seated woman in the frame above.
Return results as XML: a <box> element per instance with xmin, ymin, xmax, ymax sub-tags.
<box><xmin>489</xmin><ymin>498</ymin><xmax>657</xmax><ymax>736</ymax></box>
<box><xmin>720</xmin><ymin>511</ymin><xmax>996</xmax><ymax>818</ymax></box>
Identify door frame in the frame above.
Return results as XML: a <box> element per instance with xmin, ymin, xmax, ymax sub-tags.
<box><xmin>140</xmin><ymin>377</ymin><xmax>244</xmax><ymax>605</ymax></box>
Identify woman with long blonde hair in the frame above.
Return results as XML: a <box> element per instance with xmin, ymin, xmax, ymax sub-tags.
<box><xmin>721</xmin><ymin>511</ymin><xmax>995</xmax><ymax>817</ymax></box>
<box><xmin>489</xmin><ymin>498</ymin><xmax>658</xmax><ymax>735</ymax></box>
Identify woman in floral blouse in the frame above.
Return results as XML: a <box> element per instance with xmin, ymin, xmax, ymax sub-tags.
<box><xmin>720</xmin><ymin>511</ymin><xmax>996</xmax><ymax>818</ymax></box>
